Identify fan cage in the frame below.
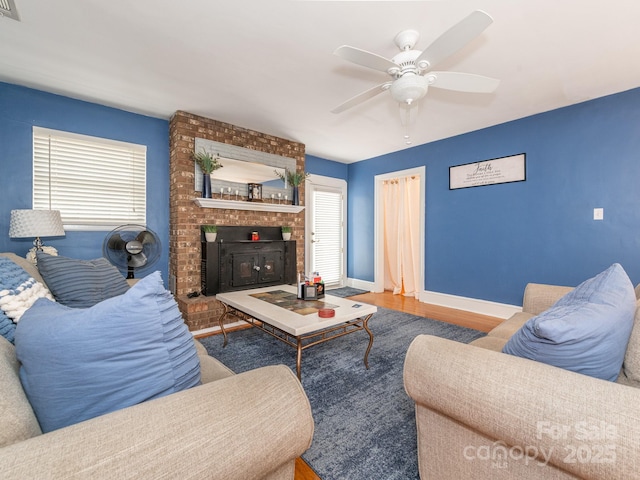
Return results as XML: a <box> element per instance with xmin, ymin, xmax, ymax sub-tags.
<box><xmin>103</xmin><ymin>224</ymin><xmax>161</xmax><ymax>278</ymax></box>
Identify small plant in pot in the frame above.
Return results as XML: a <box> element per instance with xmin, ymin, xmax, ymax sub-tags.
<box><xmin>274</xmin><ymin>169</ymin><xmax>308</xmax><ymax>187</ymax></box>
<box><xmin>201</xmin><ymin>224</ymin><xmax>218</xmax><ymax>242</ymax></box>
<box><xmin>193</xmin><ymin>150</ymin><xmax>223</xmax><ymax>175</ymax></box>
<box><xmin>281</xmin><ymin>226</ymin><xmax>292</xmax><ymax>241</ymax></box>
<box><xmin>274</xmin><ymin>168</ymin><xmax>309</xmax><ymax>205</ymax></box>
<box><xmin>193</xmin><ymin>149</ymin><xmax>223</xmax><ymax>198</ymax></box>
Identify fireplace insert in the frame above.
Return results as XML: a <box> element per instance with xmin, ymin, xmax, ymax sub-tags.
<box><xmin>201</xmin><ymin>226</ymin><xmax>296</xmax><ymax>295</ymax></box>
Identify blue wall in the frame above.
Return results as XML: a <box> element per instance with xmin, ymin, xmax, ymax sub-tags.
<box><xmin>346</xmin><ymin>87</ymin><xmax>640</xmax><ymax>305</ymax></box>
<box><xmin>4</xmin><ymin>80</ymin><xmax>640</xmax><ymax>306</ymax></box>
<box><xmin>306</xmin><ymin>154</ymin><xmax>348</xmax><ymax>180</ymax></box>
<box><xmin>0</xmin><ymin>82</ymin><xmax>170</xmax><ymax>282</ymax></box>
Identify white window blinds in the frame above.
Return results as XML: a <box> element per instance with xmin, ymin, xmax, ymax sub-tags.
<box><xmin>33</xmin><ymin>127</ymin><xmax>147</xmax><ymax>229</ymax></box>
<box><xmin>312</xmin><ymin>188</ymin><xmax>343</xmax><ymax>286</ymax></box>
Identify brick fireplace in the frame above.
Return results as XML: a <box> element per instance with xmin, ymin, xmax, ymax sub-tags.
<box><xmin>169</xmin><ymin>111</ymin><xmax>306</xmax><ymax>332</ymax></box>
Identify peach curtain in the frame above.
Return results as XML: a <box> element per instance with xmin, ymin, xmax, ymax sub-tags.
<box><xmin>383</xmin><ymin>176</ymin><xmax>421</xmax><ymax>298</ymax></box>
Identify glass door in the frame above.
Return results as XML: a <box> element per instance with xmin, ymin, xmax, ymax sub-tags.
<box><xmin>306</xmin><ymin>175</ymin><xmax>347</xmax><ymax>287</ymax></box>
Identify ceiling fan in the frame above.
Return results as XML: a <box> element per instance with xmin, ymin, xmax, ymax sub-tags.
<box><xmin>331</xmin><ymin>10</ymin><xmax>500</xmax><ymax>120</ymax></box>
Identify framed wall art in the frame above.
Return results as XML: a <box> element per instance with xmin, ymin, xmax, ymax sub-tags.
<box><xmin>450</xmin><ymin>153</ymin><xmax>526</xmax><ymax>190</ymax></box>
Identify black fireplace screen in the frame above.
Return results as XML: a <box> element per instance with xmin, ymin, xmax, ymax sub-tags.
<box><xmin>201</xmin><ymin>226</ymin><xmax>296</xmax><ymax>295</ymax></box>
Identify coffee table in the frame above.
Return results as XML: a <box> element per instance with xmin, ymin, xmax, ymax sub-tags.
<box><xmin>216</xmin><ymin>285</ymin><xmax>377</xmax><ymax>379</ymax></box>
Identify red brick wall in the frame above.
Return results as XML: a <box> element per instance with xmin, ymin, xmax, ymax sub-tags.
<box><xmin>169</xmin><ymin>111</ymin><xmax>306</xmax><ymax>331</ymax></box>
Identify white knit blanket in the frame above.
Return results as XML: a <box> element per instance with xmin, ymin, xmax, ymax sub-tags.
<box><xmin>0</xmin><ymin>257</ymin><xmax>53</xmax><ymax>323</ymax></box>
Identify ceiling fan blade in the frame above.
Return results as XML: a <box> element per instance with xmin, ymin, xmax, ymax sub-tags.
<box><xmin>427</xmin><ymin>71</ymin><xmax>500</xmax><ymax>93</ymax></box>
<box><xmin>331</xmin><ymin>82</ymin><xmax>392</xmax><ymax>114</ymax></box>
<box><xmin>416</xmin><ymin>10</ymin><xmax>493</xmax><ymax>70</ymax></box>
<box><xmin>334</xmin><ymin>45</ymin><xmax>397</xmax><ymax>73</ymax></box>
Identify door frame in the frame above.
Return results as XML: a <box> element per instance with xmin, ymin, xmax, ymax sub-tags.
<box><xmin>373</xmin><ymin>166</ymin><xmax>426</xmax><ymax>294</ymax></box>
<box><xmin>304</xmin><ymin>174</ymin><xmax>348</xmax><ymax>286</ymax></box>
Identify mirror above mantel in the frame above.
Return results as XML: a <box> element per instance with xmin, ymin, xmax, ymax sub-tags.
<box><xmin>194</xmin><ymin>138</ymin><xmax>297</xmax><ymax>200</ymax></box>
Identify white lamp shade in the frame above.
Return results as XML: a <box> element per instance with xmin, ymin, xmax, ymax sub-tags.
<box><xmin>9</xmin><ymin>209</ymin><xmax>65</xmax><ymax>239</ymax></box>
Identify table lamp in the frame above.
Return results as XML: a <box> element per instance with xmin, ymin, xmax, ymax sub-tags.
<box><xmin>9</xmin><ymin>209</ymin><xmax>65</xmax><ymax>262</ymax></box>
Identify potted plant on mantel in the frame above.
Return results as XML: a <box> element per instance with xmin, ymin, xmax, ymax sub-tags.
<box><xmin>193</xmin><ymin>149</ymin><xmax>223</xmax><ymax>199</ymax></box>
<box><xmin>281</xmin><ymin>226</ymin><xmax>292</xmax><ymax>241</ymax></box>
<box><xmin>201</xmin><ymin>225</ymin><xmax>218</xmax><ymax>242</ymax></box>
<box><xmin>274</xmin><ymin>168</ymin><xmax>309</xmax><ymax>206</ymax></box>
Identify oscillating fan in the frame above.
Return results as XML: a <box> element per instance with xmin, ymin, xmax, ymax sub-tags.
<box><xmin>103</xmin><ymin>224</ymin><xmax>161</xmax><ymax>279</ymax></box>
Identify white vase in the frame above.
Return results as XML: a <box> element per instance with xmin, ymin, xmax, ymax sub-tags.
<box><xmin>205</xmin><ymin>232</ymin><xmax>217</xmax><ymax>242</ymax></box>
<box><xmin>282</xmin><ymin>232</ymin><xmax>291</xmax><ymax>241</ymax></box>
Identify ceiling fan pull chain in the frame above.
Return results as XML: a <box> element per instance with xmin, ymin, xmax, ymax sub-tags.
<box><xmin>403</xmin><ymin>107</ymin><xmax>412</xmax><ymax>145</ymax></box>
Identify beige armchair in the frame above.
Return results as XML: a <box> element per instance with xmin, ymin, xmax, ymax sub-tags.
<box><xmin>404</xmin><ymin>283</ymin><xmax>640</xmax><ymax>479</ymax></box>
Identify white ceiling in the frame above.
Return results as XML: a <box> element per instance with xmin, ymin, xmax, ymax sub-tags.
<box><xmin>2</xmin><ymin>0</ymin><xmax>639</xmax><ymax>163</ymax></box>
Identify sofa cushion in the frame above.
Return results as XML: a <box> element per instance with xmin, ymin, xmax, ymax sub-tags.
<box><xmin>36</xmin><ymin>251</ymin><xmax>130</xmax><ymax>308</ymax></box>
<box><xmin>485</xmin><ymin>311</ymin><xmax>534</xmax><ymax>340</ymax></box>
<box><xmin>469</xmin><ymin>335</ymin><xmax>510</xmax><ymax>352</ymax></box>
<box><xmin>194</xmin><ymin>340</ymin><xmax>235</xmax><ymax>383</ymax></box>
<box><xmin>15</xmin><ymin>271</ymin><xmax>201</xmax><ymax>433</ymax></box>
<box><xmin>617</xmin><ymin>301</ymin><xmax>640</xmax><ymax>388</ymax></box>
<box><xmin>503</xmin><ymin>263</ymin><xmax>636</xmax><ymax>381</ymax></box>
<box><xmin>0</xmin><ymin>336</ymin><xmax>42</xmax><ymax>447</ymax></box>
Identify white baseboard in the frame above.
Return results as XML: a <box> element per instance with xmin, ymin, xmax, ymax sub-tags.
<box><xmin>345</xmin><ymin>277</ymin><xmax>520</xmax><ymax>319</ymax></box>
<box><xmin>346</xmin><ymin>278</ymin><xmax>375</xmax><ymax>291</ymax></box>
<box><xmin>420</xmin><ymin>290</ymin><xmax>521</xmax><ymax>319</ymax></box>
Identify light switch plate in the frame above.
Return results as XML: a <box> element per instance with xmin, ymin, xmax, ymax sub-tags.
<box><xmin>593</xmin><ymin>208</ymin><xmax>604</xmax><ymax>220</ymax></box>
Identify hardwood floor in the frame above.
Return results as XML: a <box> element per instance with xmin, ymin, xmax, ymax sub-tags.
<box><xmin>348</xmin><ymin>290</ymin><xmax>504</xmax><ymax>333</ymax></box>
<box><xmin>293</xmin><ymin>290</ymin><xmax>504</xmax><ymax>480</ymax></box>
<box><xmin>294</xmin><ymin>458</ymin><xmax>321</xmax><ymax>480</ymax></box>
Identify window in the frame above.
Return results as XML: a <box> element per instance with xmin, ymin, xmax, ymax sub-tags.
<box><xmin>33</xmin><ymin>127</ymin><xmax>146</xmax><ymax>230</ymax></box>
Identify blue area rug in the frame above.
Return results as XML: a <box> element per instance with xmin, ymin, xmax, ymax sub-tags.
<box><xmin>325</xmin><ymin>286</ymin><xmax>369</xmax><ymax>298</ymax></box>
<box><xmin>200</xmin><ymin>307</ymin><xmax>486</xmax><ymax>480</ymax></box>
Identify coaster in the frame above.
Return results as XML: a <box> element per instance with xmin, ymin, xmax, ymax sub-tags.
<box><xmin>318</xmin><ymin>308</ymin><xmax>335</xmax><ymax>318</ymax></box>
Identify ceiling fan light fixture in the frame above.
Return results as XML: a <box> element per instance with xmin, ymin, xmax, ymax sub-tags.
<box><xmin>390</xmin><ymin>74</ymin><xmax>428</xmax><ymax>105</ymax></box>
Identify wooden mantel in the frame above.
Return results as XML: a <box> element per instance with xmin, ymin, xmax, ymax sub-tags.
<box><xmin>193</xmin><ymin>198</ymin><xmax>305</xmax><ymax>213</ymax></box>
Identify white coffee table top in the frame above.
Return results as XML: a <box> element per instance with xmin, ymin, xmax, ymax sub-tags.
<box><xmin>216</xmin><ymin>285</ymin><xmax>377</xmax><ymax>336</ymax></box>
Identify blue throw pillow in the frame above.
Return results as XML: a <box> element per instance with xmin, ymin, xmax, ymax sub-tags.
<box><xmin>503</xmin><ymin>263</ymin><xmax>636</xmax><ymax>381</ymax></box>
<box><xmin>36</xmin><ymin>252</ymin><xmax>130</xmax><ymax>308</ymax></box>
<box><xmin>0</xmin><ymin>256</ymin><xmax>54</xmax><ymax>343</ymax></box>
<box><xmin>15</xmin><ymin>271</ymin><xmax>201</xmax><ymax>433</ymax></box>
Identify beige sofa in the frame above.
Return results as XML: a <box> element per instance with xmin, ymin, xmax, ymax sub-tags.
<box><xmin>404</xmin><ymin>283</ymin><xmax>640</xmax><ymax>479</ymax></box>
<box><xmin>0</xmin><ymin>252</ymin><xmax>314</xmax><ymax>480</ymax></box>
